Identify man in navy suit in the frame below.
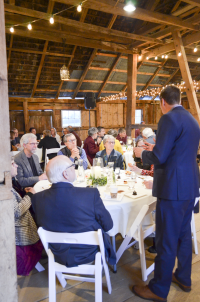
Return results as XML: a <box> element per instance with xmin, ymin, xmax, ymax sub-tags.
<box><xmin>133</xmin><ymin>85</ymin><xmax>200</xmax><ymax>301</ymax></box>
<box><xmin>32</xmin><ymin>155</ymin><xmax>116</xmax><ymax>267</ymax></box>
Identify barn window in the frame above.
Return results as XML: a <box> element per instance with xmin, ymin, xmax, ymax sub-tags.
<box><xmin>61</xmin><ymin>110</ymin><xmax>81</xmax><ymax>127</ymax></box>
<box><xmin>135</xmin><ymin>109</ymin><xmax>142</xmax><ymax>124</ymax></box>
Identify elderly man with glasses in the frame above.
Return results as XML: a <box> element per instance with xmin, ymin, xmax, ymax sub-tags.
<box><xmin>95</xmin><ymin>135</ymin><xmax>124</xmax><ymax>170</ymax></box>
<box><xmin>31</xmin><ymin>155</ymin><xmax>116</xmax><ymax>268</ymax></box>
<box><xmin>58</xmin><ymin>133</ymin><xmax>88</xmax><ymax>170</ymax></box>
<box><xmin>14</xmin><ymin>133</ymin><xmax>47</xmax><ymax>188</ymax></box>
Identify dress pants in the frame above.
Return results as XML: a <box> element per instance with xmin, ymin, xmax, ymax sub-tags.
<box><xmin>148</xmin><ymin>198</ymin><xmax>195</xmax><ymax>299</ymax></box>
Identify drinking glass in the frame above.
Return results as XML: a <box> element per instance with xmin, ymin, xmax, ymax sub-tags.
<box><xmin>115</xmin><ymin>167</ymin><xmax>120</xmax><ymax>178</ymax></box>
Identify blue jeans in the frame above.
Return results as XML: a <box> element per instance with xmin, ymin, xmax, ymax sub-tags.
<box><xmin>148</xmin><ymin>198</ymin><xmax>195</xmax><ymax>299</ymax></box>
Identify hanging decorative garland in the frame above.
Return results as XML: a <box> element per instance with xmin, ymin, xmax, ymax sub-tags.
<box><xmin>100</xmin><ymin>80</ymin><xmax>200</xmax><ymax>102</ymax></box>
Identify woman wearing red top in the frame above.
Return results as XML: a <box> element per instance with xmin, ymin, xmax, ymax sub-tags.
<box><xmin>83</xmin><ymin>127</ymin><xmax>102</xmax><ymax>165</ymax></box>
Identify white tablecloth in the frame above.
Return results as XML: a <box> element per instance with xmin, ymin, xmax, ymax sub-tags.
<box><xmin>123</xmin><ymin>150</ymin><xmax>135</xmax><ymax>167</ymax></box>
<box><xmin>34</xmin><ymin>171</ymin><xmax>155</xmax><ymax>238</ymax></box>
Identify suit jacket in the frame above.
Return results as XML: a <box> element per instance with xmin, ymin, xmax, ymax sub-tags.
<box><xmin>14</xmin><ymin>150</ymin><xmax>43</xmax><ymax>188</ymax></box>
<box><xmin>83</xmin><ymin>136</ymin><xmax>99</xmax><ymax>165</ymax></box>
<box><xmin>38</xmin><ymin>136</ymin><xmax>60</xmax><ymax>160</ymax></box>
<box><xmin>95</xmin><ymin>149</ymin><xmax>124</xmax><ymax>170</ymax></box>
<box><xmin>142</xmin><ymin>106</ymin><xmax>200</xmax><ymax>200</ymax></box>
<box><xmin>31</xmin><ymin>183</ymin><xmax>116</xmax><ymax>267</ymax></box>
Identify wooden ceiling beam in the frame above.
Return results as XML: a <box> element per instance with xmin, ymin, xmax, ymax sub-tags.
<box><xmin>97</xmin><ymin>54</ymin><xmax>122</xmax><ymax>99</ymax></box>
<box><xmin>5</xmin><ymin>27</ymin><xmax>135</xmax><ymax>55</ymax></box>
<box><xmin>4</xmin><ymin>4</ymin><xmax>164</xmax><ymax>45</ymax></box>
<box><xmin>57</xmin><ymin>0</ymin><xmax>198</xmax><ymax>30</ymax></box>
<box><xmin>142</xmin><ymin>59</ymin><xmax>168</xmax><ymax>90</ymax></box>
<box><xmin>6</xmin><ymin>47</ymin><xmax>73</xmax><ymax>57</ymax></box>
<box><xmin>182</xmin><ymin>0</ymin><xmax>200</xmax><ymax>7</ymax></box>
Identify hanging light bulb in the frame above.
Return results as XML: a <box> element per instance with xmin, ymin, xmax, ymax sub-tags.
<box><xmin>165</xmin><ymin>55</ymin><xmax>168</xmax><ymax>59</ymax></box>
<box><xmin>10</xmin><ymin>27</ymin><xmax>14</xmax><ymax>33</ymax></box>
<box><xmin>197</xmin><ymin>58</ymin><xmax>200</xmax><ymax>62</ymax></box>
<box><xmin>77</xmin><ymin>3</ymin><xmax>82</xmax><ymax>12</ymax></box>
<box><xmin>194</xmin><ymin>47</ymin><xmax>198</xmax><ymax>52</ymax></box>
<box><xmin>138</xmin><ymin>55</ymin><xmax>142</xmax><ymax>60</ymax></box>
<box><xmin>162</xmin><ymin>55</ymin><xmax>164</xmax><ymax>58</ymax></box>
<box><xmin>50</xmin><ymin>17</ymin><xmax>54</xmax><ymax>24</ymax></box>
<box><xmin>123</xmin><ymin>0</ymin><xmax>136</xmax><ymax>12</ymax></box>
<box><xmin>60</xmin><ymin>65</ymin><xmax>70</xmax><ymax>80</ymax></box>
<box><xmin>146</xmin><ymin>56</ymin><xmax>149</xmax><ymax>60</ymax></box>
<box><xmin>27</xmin><ymin>23</ymin><xmax>32</xmax><ymax>30</ymax></box>
<box><xmin>178</xmin><ymin>51</ymin><xmax>182</xmax><ymax>57</ymax></box>
<box><xmin>155</xmin><ymin>56</ymin><xmax>158</xmax><ymax>60</ymax></box>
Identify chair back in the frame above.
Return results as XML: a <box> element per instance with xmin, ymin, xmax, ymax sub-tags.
<box><xmin>128</xmin><ymin>200</ymin><xmax>156</xmax><ymax>237</ymax></box>
<box><xmin>11</xmin><ymin>151</ymin><xmax>20</xmax><ymax>156</ymax></box>
<box><xmin>45</xmin><ymin>148</ymin><xmax>61</xmax><ymax>169</ymax></box>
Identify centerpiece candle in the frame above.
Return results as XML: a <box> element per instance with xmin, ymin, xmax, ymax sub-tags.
<box><xmin>94</xmin><ymin>166</ymin><xmax>101</xmax><ymax>179</ymax></box>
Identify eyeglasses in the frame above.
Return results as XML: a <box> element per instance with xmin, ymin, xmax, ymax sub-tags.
<box><xmin>67</xmin><ymin>139</ymin><xmax>76</xmax><ymax>143</ymax></box>
<box><xmin>107</xmin><ymin>141</ymin><xmax>115</xmax><ymax>145</ymax></box>
<box><xmin>27</xmin><ymin>143</ymin><xmax>37</xmax><ymax>146</ymax></box>
<box><xmin>66</xmin><ymin>163</ymin><xmax>76</xmax><ymax>169</ymax></box>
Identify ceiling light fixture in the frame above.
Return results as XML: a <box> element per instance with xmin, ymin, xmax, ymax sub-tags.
<box><xmin>162</xmin><ymin>55</ymin><xmax>164</xmax><ymax>58</ymax></box>
<box><xmin>77</xmin><ymin>3</ymin><xmax>82</xmax><ymax>12</ymax></box>
<box><xmin>165</xmin><ymin>55</ymin><xmax>168</xmax><ymax>59</ymax></box>
<box><xmin>27</xmin><ymin>23</ymin><xmax>32</xmax><ymax>30</ymax></box>
<box><xmin>10</xmin><ymin>27</ymin><xmax>14</xmax><ymax>33</ymax></box>
<box><xmin>60</xmin><ymin>39</ymin><xmax>70</xmax><ymax>81</ymax></box>
<box><xmin>178</xmin><ymin>51</ymin><xmax>182</xmax><ymax>57</ymax></box>
<box><xmin>50</xmin><ymin>17</ymin><xmax>54</xmax><ymax>24</ymax></box>
<box><xmin>194</xmin><ymin>47</ymin><xmax>198</xmax><ymax>53</ymax></box>
<box><xmin>123</xmin><ymin>0</ymin><xmax>136</xmax><ymax>12</ymax></box>
<box><xmin>155</xmin><ymin>56</ymin><xmax>158</xmax><ymax>60</ymax></box>
<box><xmin>197</xmin><ymin>58</ymin><xmax>200</xmax><ymax>62</ymax></box>
<box><xmin>146</xmin><ymin>56</ymin><xmax>149</xmax><ymax>60</ymax></box>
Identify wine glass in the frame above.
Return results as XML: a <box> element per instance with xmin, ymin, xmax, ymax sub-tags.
<box><xmin>115</xmin><ymin>167</ymin><xmax>120</xmax><ymax>179</ymax></box>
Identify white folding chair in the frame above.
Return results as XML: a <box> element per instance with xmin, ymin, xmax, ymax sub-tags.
<box><xmin>191</xmin><ymin>196</ymin><xmax>199</xmax><ymax>255</ymax></box>
<box><xmin>11</xmin><ymin>151</ymin><xmax>20</xmax><ymax>156</ymax></box>
<box><xmin>116</xmin><ymin>201</ymin><xmax>156</xmax><ymax>282</ymax></box>
<box><xmin>38</xmin><ymin>227</ymin><xmax>112</xmax><ymax>302</ymax></box>
<box><xmin>45</xmin><ymin>148</ymin><xmax>61</xmax><ymax>170</ymax></box>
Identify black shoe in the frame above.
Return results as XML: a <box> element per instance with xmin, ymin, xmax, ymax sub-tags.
<box><xmin>148</xmin><ymin>245</ymin><xmax>157</xmax><ymax>254</ymax></box>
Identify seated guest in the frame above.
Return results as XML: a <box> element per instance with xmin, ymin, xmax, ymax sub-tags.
<box><xmin>142</xmin><ymin>127</ymin><xmax>156</xmax><ymax>144</ymax></box>
<box><xmin>116</xmin><ymin>127</ymin><xmax>127</xmax><ymax>145</ymax></box>
<box><xmin>38</xmin><ymin>130</ymin><xmax>60</xmax><ymax>161</ymax></box>
<box><xmin>97</xmin><ymin>126</ymin><xmax>105</xmax><ymax>139</ymax></box>
<box><xmin>51</xmin><ymin>127</ymin><xmax>61</xmax><ymax>144</ymax></box>
<box><xmin>134</xmin><ymin>139</ymin><xmax>153</xmax><ymax>170</ymax></box>
<box><xmin>11</xmin><ymin>158</ymin><xmax>43</xmax><ymax>276</ymax></box>
<box><xmin>10</xmin><ymin>130</ymin><xmax>18</xmax><ymax>151</ymax></box>
<box><xmin>29</xmin><ymin>127</ymin><xmax>40</xmax><ymax>141</ymax></box>
<box><xmin>83</xmin><ymin>127</ymin><xmax>101</xmax><ymax>165</ymax></box>
<box><xmin>32</xmin><ymin>156</ymin><xmax>116</xmax><ymax>267</ymax></box>
<box><xmin>14</xmin><ymin>133</ymin><xmax>47</xmax><ymax>188</ymax></box>
<box><xmin>13</xmin><ymin>128</ymin><xmax>21</xmax><ymax>146</ymax></box>
<box><xmin>58</xmin><ymin>133</ymin><xmax>88</xmax><ymax>170</ymax></box>
<box><xmin>61</xmin><ymin>126</ymin><xmax>82</xmax><ymax>147</ymax></box>
<box><xmin>96</xmin><ymin>135</ymin><xmax>124</xmax><ymax>170</ymax></box>
<box><xmin>99</xmin><ymin>129</ymin><xmax>123</xmax><ymax>155</ymax></box>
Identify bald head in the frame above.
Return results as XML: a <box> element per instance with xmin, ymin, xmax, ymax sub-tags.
<box><xmin>46</xmin><ymin>155</ymin><xmax>76</xmax><ymax>183</ymax></box>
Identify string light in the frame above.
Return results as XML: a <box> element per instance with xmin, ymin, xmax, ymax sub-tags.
<box><xmin>27</xmin><ymin>23</ymin><xmax>32</xmax><ymax>30</ymax></box>
<box><xmin>194</xmin><ymin>47</ymin><xmax>198</xmax><ymax>52</ymax></box>
<box><xmin>77</xmin><ymin>3</ymin><xmax>82</xmax><ymax>12</ymax></box>
<box><xmin>178</xmin><ymin>52</ymin><xmax>182</xmax><ymax>57</ymax></box>
<box><xmin>162</xmin><ymin>55</ymin><xmax>164</xmax><ymax>58</ymax></box>
<box><xmin>10</xmin><ymin>27</ymin><xmax>14</xmax><ymax>33</ymax></box>
<box><xmin>165</xmin><ymin>55</ymin><xmax>168</xmax><ymax>59</ymax></box>
<box><xmin>198</xmin><ymin>58</ymin><xmax>200</xmax><ymax>62</ymax></box>
<box><xmin>155</xmin><ymin>56</ymin><xmax>158</xmax><ymax>60</ymax></box>
<box><xmin>49</xmin><ymin>17</ymin><xmax>54</xmax><ymax>24</ymax></box>
<box><xmin>138</xmin><ymin>55</ymin><xmax>142</xmax><ymax>60</ymax></box>
<box><xmin>146</xmin><ymin>56</ymin><xmax>149</xmax><ymax>60</ymax></box>
<box><xmin>100</xmin><ymin>80</ymin><xmax>200</xmax><ymax>102</ymax></box>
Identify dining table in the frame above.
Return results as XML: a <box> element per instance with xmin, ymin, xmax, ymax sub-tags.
<box><xmin>34</xmin><ymin>170</ymin><xmax>155</xmax><ymax>272</ymax></box>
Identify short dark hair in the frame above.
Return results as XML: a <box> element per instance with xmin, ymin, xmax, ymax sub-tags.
<box><xmin>118</xmin><ymin>127</ymin><xmax>126</xmax><ymax>134</ymax></box>
<box><xmin>29</xmin><ymin>127</ymin><xmax>36</xmax><ymax>132</ymax></box>
<box><xmin>97</xmin><ymin>126</ymin><xmax>104</xmax><ymax>132</ymax></box>
<box><xmin>160</xmin><ymin>85</ymin><xmax>180</xmax><ymax>105</ymax></box>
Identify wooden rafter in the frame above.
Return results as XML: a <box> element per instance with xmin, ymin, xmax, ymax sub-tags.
<box><xmin>122</xmin><ymin>61</ymin><xmax>144</xmax><ymax>92</ymax></box>
<box><xmin>97</xmin><ymin>54</ymin><xmax>122</xmax><ymax>99</ymax></box>
<box><xmin>55</xmin><ymin>8</ymin><xmax>88</xmax><ymax>99</ymax></box>
<box><xmin>182</xmin><ymin>0</ymin><xmax>200</xmax><ymax>7</ymax></box>
<box><xmin>4</xmin><ymin>4</ymin><xmax>164</xmax><ymax>45</ymax></box>
<box><xmin>7</xmin><ymin>34</ymin><xmax>13</xmax><ymax>70</ymax></box>
<box><xmin>163</xmin><ymin>68</ymin><xmax>180</xmax><ymax>86</ymax></box>
<box><xmin>6</xmin><ymin>47</ymin><xmax>73</xmax><ymax>57</ymax></box>
<box><xmin>142</xmin><ymin>59</ymin><xmax>168</xmax><ymax>91</ymax></box>
<box><xmin>31</xmin><ymin>0</ymin><xmax>55</xmax><ymax>97</ymax></box>
<box><xmin>57</xmin><ymin>0</ymin><xmax>198</xmax><ymax>30</ymax></box>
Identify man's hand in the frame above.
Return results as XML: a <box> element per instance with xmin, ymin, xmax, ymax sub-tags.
<box><xmin>143</xmin><ymin>180</ymin><xmax>153</xmax><ymax>190</ymax></box>
<box><xmin>143</xmin><ymin>141</ymin><xmax>155</xmax><ymax>151</ymax></box>
<box><xmin>133</xmin><ymin>147</ymin><xmax>143</xmax><ymax>158</ymax></box>
<box><xmin>39</xmin><ymin>173</ymin><xmax>48</xmax><ymax>181</ymax></box>
<box><xmin>71</xmin><ymin>148</ymin><xmax>80</xmax><ymax>159</ymax></box>
<box><xmin>97</xmin><ymin>137</ymin><xmax>102</xmax><ymax>144</ymax></box>
<box><xmin>25</xmin><ymin>187</ymin><xmax>36</xmax><ymax>194</ymax></box>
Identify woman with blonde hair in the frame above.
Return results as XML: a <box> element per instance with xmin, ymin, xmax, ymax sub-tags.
<box><xmin>51</xmin><ymin>127</ymin><xmax>61</xmax><ymax>144</ymax></box>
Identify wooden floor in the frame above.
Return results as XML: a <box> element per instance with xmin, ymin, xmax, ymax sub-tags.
<box><xmin>18</xmin><ymin>212</ymin><xmax>200</xmax><ymax>302</ymax></box>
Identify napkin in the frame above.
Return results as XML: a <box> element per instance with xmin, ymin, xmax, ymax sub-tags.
<box><xmin>124</xmin><ymin>192</ymin><xmax>147</xmax><ymax>200</ymax></box>
<box><xmin>103</xmin><ymin>192</ymin><xmax>124</xmax><ymax>202</ymax></box>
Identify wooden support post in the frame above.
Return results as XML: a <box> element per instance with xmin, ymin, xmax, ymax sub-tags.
<box><xmin>0</xmin><ymin>1</ymin><xmax>18</xmax><ymax>300</ymax></box>
<box><xmin>126</xmin><ymin>54</ymin><xmax>137</xmax><ymax>136</ymax></box>
<box><xmin>52</xmin><ymin>108</ymin><xmax>56</xmax><ymax>127</ymax></box>
<box><xmin>172</xmin><ymin>30</ymin><xmax>200</xmax><ymax>124</ymax></box>
<box><xmin>23</xmin><ymin>100</ymin><xmax>29</xmax><ymax>132</ymax></box>
<box><xmin>96</xmin><ymin>103</ymin><xmax>100</xmax><ymax>126</ymax></box>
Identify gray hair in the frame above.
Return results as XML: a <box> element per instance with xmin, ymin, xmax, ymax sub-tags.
<box><xmin>20</xmin><ymin>133</ymin><xmax>37</xmax><ymax>145</ymax></box>
<box><xmin>103</xmin><ymin>134</ymin><xmax>115</xmax><ymax>145</ymax></box>
<box><xmin>107</xmin><ymin>129</ymin><xmax>117</xmax><ymax>138</ymax></box>
<box><xmin>142</xmin><ymin>128</ymin><xmax>155</xmax><ymax>138</ymax></box>
<box><xmin>51</xmin><ymin>127</ymin><xmax>57</xmax><ymax>135</ymax></box>
<box><xmin>88</xmin><ymin>127</ymin><xmax>98</xmax><ymax>136</ymax></box>
<box><xmin>46</xmin><ymin>156</ymin><xmax>71</xmax><ymax>183</ymax></box>
<box><xmin>63</xmin><ymin>133</ymin><xmax>75</xmax><ymax>143</ymax></box>
<box><xmin>43</xmin><ymin>130</ymin><xmax>51</xmax><ymax>137</ymax></box>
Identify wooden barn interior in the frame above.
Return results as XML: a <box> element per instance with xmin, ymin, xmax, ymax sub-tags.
<box><xmin>2</xmin><ymin>0</ymin><xmax>200</xmax><ymax>301</ymax></box>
